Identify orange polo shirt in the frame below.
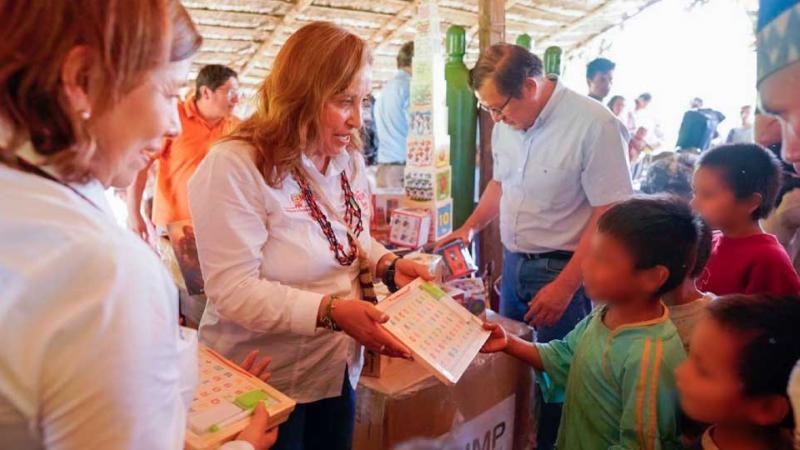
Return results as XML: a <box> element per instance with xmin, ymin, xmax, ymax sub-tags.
<box><xmin>152</xmin><ymin>97</ymin><xmax>239</xmax><ymax>226</ymax></box>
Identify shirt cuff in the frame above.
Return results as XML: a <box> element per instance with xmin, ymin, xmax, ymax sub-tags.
<box><xmin>219</xmin><ymin>441</ymin><xmax>255</xmax><ymax>450</ymax></box>
<box><xmin>289</xmin><ymin>289</ymin><xmax>325</xmax><ymax>337</ymax></box>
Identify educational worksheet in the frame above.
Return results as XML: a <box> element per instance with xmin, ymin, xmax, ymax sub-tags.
<box><xmin>185</xmin><ymin>346</ymin><xmax>296</xmax><ymax>450</ymax></box>
<box><xmin>376</xmin><ymin>278</ymin><xmax>491</xmax><ymax>385</ymax></box>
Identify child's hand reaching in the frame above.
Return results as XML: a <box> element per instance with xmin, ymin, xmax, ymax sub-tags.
<box><xmin>480</xmin><ymin>322</ymin><xmax>509</xmax><ymax>353</ymax></box>
<box><xmin>236</xmin><ymin>402</ymin><xmax>278</xmax><ymax>450</ymax></box>
<box><xmin>240</xmin><ymin>350</ymin><xmax>272</xmax><ymax>383</ymax></box>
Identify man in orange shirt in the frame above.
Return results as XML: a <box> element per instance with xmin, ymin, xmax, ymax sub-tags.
<box><xmin>127</xmin><ymin>64</ymin><xmax>241</xmax><ymax>243</ymax></box>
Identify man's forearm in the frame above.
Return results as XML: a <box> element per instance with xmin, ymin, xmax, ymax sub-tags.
<box><xmin>461</xmin><ymin>180</ymin><xmax>502</xmax><ymax>234</ymax></box>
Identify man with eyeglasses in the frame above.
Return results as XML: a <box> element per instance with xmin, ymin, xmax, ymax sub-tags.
<box><xmin>127</xmin><ymin>64</ymin><xmax>241</xmax><ymax>244</ymax></box>
<box><xmin>126</xmin><ymin>64</ymin><xmax>241</xmax><ymax>326</ymax></box>
<box><xmin>438</xmin><ymin>44</ymin><xmax>632</xmax><ymax>450</ymax></box>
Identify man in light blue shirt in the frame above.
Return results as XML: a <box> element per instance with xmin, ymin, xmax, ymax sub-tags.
<box><xmin>374</xmin><ymin>42</ymin><xmax>413</xmax><ymax>164</ymax></box>
<box><xmin>439</xmin><ymin>44</ymin><xmax>632</xmax><ymax>450</ymax></box>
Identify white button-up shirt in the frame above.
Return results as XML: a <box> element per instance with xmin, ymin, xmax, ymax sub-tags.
<box><xmin>188</xmin><ymin>140</ymin><xmax>390</xmax><ymax>404</ymax></box>
<box><xmin>0</xmin><ymin>156</ymin><xmax>194</xmax><ymax>449</ymax></box>
<box><xmin>492</xmin><ymin>79</ymin><xmax>634</xmax><ymax>253</ymax></box>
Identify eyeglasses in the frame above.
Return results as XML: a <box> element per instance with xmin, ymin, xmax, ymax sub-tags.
<box><xmin>215</xmin><ymin>87</ymin><xmax>240</xmax><ymax>101</ymax></box>
<box><xmin>479</xmin><ymin>94</ymin><xmax>513</xmax><ymax>117</ymax></box>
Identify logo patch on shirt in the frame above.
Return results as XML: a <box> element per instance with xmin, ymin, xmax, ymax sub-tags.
<box><xmin>284</xmin><ymin>192</ymin><xmax>311</xmax><ymax>213</ymax></box>
<box><xmin>353</xmin><ymin>190</ymin><xmax>370</xmax><ymax>211</ymax></box>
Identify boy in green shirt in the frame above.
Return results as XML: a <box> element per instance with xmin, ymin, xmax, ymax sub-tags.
<box><xmin>483</xmin><ymin>197</ymin><xmax>700</xmax><ymax>449</ymax></box>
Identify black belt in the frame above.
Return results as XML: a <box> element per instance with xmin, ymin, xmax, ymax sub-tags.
<box><xmin>520</xmin><ymin>250</ymin><xmax>574</xmax><ymax>261</ymax></box>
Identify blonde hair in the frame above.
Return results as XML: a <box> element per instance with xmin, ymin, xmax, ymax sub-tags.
<box><xmin>0</xmin><ymin>0</ymin><xmax>201</xmax><ymax>181</ymax></box>
<box><xmin>228</xmin><ymin>21</ymin><xmax>372</xmax><ymax>188</ymax></box>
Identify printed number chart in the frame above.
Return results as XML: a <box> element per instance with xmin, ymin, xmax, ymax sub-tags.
<box><xmin>185</xmin><ymin>346</ymin><xmax>296</xmax><ymax>450</ymax></box>
<box><xmin>376</xmin><ymin>278</ymin><xmax>491</xmax><ymax>385</ymax></box>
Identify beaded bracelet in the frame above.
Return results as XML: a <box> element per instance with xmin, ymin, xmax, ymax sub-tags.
<box><xmin>320</xmin><ymin>296</ymin><xmax>342</xmax><ymax>332</ymax></box>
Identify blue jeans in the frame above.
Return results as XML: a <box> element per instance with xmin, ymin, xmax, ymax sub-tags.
<box><xmin>500</xmin><ymin>248</ymin><xmax>592</xmax><ymax>450</ymax></box>
<box><xmin>272</xmin><ymin>372</ymin><xmax>356</xmax><ymax>450</ymax></box>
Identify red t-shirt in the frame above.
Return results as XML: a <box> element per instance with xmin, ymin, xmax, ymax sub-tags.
<box><xmin>697</xmin><ymin>231</ymin><xmax>800</xmax><ymax>296</ymax></box>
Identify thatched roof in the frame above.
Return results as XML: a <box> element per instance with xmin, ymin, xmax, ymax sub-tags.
<box><xmin>182</xmin><ymin>0</ymin><xmax>662</xmax><ymax>90</ymax></box>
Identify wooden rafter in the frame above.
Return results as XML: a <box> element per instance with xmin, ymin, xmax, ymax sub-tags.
<box><xmin>566</xmin><ymin>0</ymin><xmax>663</xmax><ymax>55</ymax></box>
<box><xmin>372</xmin><ymin>4</ymin><xmax>481</xmax><ymax>53</ymax></box>
<box><xmin>182</xmin><ymin>0</ymin><xmax>665</xmax><ymax>87</ymax></box>
<box><xmin>371</xmin><ymin>0</ymin><xmax>419</xmax><ymax>53</ymax></box>
<box><xmin>239</xmin><ymin>0</ymin><xmax>315</xmax><ymax>77</ymax></box>
<box><xmin>535</xmin><ymin>0</ymin><xmax>617</xmax><ymax>47</ymax></box>
<box><xmin>466</xmin><ymin>0</ymin><xmax>520</xmax><ymax>49</ymax></box>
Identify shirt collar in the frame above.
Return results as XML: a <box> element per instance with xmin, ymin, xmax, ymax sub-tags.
<box><xmin>529</xmin><ymin>76</ymin><xmax>565</xmax><ymax>132</ymax></box>
<box><xmin>183</xmin><ymin>93</ymin><xmax>200</xmax><ymax>121</ymax></box>
<box><xmin>396</xmin><ymin>70</ymin><xmax>411</xmax><ymax>81</ymax></box>
<box><xmin>300</xmin><ymin>151</ymin><xmax>352</xmax><ymax>178</ymax></box>
<box><xmin>601</xmin><ymin>301</ymin><xmax>671</xmax><ymax>333</ymax></box>
<box><xmin>183</xmin><ymin>93</ymin><xmax>231</xmax><ymax>130</ymax></box>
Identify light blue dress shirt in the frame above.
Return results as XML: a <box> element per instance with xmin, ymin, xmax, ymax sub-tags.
<box><xmin>492</xmin><ymin>79</ymin><xmax>633</xmax><ymax>253</ymax></box>
<box><xmin>375</xmin><ymin>70</ymin><xmax>411</xmax><ymax>164</ymax></box>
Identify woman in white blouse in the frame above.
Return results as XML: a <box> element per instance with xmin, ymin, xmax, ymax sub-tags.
<box><xmin>188</xmin><ymin>22</ymin><xmax>431</xmax><ymax>450</ymax></box>
<box><xmin>0</xmin><ymin>1</ymin><xmax>273</xmax><ymax>449</ymax></box>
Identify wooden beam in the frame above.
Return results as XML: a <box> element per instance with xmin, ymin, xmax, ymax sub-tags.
<box><xmin>535</xmin><ymin>0</ymin><xmax>617</xmax><ymax>47</ymax></box>
<box><xmin>196</xmin><ymin>24</ymin><xmax>262</xmax><ymax>41</ymax></box>
<box><xmin>477</xmin><ymin>0</ymin><xmax>505</xmax><ymax>309</ymax></box>
<box><xmin>197</xmin><ymin>38</ymin><xmax>252</xmax><ymax>54</ymax></box>
<box><xmin>519</xmin><ymin>0</ymin><xmax>595</xmax><ymax>12</ymax></box>
<box><xmin>239</xmin><ymin>0</ymin><xmax>314</xmax><ymax>77</ymax></box>
<box><xmin>467</xmin><ymin>0</ymin><xmax>518</xmax><ymax>50</ymax></box>
<box><xmin>187</xmin><ymin>8</ymin><xmax>278</xmax><ymax>29</ymax></box>
<box><xmin>371</xmin><ymin>3</ymin><xmax>488</xmax><ymax>52</ymax></box>
<box><xmin>564</xmin><ymin>0</ymin><xmax>663</xmax><ymax>55</ymax></box>
<box><xmin>182</xmin><ymin>0</ymin><xmax>290</xmax><ymax>15</ymax></box>
<box><xmin>371</xmin><ymin>0</ymin><xmax>420</xmax><ymax>52</ymax></box>
<box><xmin>303</xmin><ymin>4</ymin><xmax>394</xmax><ymax>27</ymax></box>
<box><xmin>510</xmin><ymin>3</ymin><xmax>583</xmax><ymax>23</ymax></box>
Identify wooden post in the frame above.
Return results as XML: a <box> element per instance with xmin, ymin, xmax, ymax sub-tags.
<box><xmin>477</xmin><ymin>0</ymin><xmax>504</xmax><ymax>309</ymax></box>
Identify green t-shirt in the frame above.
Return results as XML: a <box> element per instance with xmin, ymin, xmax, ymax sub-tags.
<box><xmin>536</xmin><ymin>304</ymin><xmax>687</xmax><ymax>450</ymax></box>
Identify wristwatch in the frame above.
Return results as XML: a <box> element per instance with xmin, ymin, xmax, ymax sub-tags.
<box><xmin>382</xmin><ymin>257</ymin><xmax>400</xmax><ymax>293</ymax></box>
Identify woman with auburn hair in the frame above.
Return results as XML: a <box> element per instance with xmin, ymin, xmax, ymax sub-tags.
<box><xmin>188</xmin><ymin>21</ymin><xmax>432</xmax><ymax>449</ymax></box>
<box><xmin>0</xmin><ymin>1</ymin><xmax>274</xmax><ymax>449</ymax></box>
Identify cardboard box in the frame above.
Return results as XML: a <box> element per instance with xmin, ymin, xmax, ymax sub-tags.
<box><xmin>371</xmin><ymin>188</ymin><xmax>405</xmax><ymax>227</ymax></box>
<box><xmin>406</xmin><ymin>138</ymin><xmax>449</xmax><ymax>169</ymax></box>
<box><xmin>404</xmin><ymin>166</ymin><xmax>451</xmax><ymax>202</ymax></box>
<box><xmin>401</xmin><ymin>198</ymin><xmax>453</xmax><ymax>242</ymax></box>
<box><xmin>354</xmin><ymin>312</ymin><xmax>534</xmax><ymax>450</ymax></box>
<box><xmin>362</xmin><ymin>349</ymin><xmax>394</xmax><ymax>378</ymax></box>
<box><xmin>390</xmin><ymin>208</ymin><xmax>431</xmax><ymax>248</ymax></box>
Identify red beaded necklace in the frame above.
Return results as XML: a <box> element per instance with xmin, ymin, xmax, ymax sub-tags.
<box><xmin>291</xmin><ymin>168</ymin><xmax>364</xmax><ymax>266</ymax></box>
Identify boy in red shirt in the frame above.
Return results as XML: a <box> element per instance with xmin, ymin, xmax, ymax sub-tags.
<box><xmin>692</xmin><ymin>144</ymin><xmax>800</xmax><ymax>295</ymax></box>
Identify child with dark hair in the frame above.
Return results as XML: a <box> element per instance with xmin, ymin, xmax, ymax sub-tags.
<box><xmin>676</xmin><ymin>294</ymin><xmax>800</xmax><ymax>449</ymax></box>
<box><xmin>663</xmin><ymin>217</ymin><xmax>715</xmax><ymax>350</ymax></box>
<box><xmin>692</xmin><ymin>144</ymin><xmax>800</xmax><ymax>296</ymax></box>
<box><xmin>481</xmin><ymin>196</ymin><xmax>696</xmax><ymax>449</ymax></box>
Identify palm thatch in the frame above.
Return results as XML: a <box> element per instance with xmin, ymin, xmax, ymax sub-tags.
<box><xmin>182</xmin><ymin>0</ymin><xmax>664</xmax><ymax>90</ymax></box>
